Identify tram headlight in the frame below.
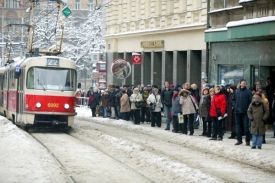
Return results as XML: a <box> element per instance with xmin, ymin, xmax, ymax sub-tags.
<box><xmin>64</xmin><ymin>103</ymin><xmax>70</xmax><ymax>109</ymax></box>
<box><xmin>36</xmin><ymin>102</ymin><xmax>42</xmax><ymax>108</ymax></box>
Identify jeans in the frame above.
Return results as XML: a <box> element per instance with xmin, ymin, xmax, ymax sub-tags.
<box><xmin>212</xmin><ymin>117</ymin><xmax>223</xmax><ymax>139</ymax></box>
<box><xmin>235</xmin><ymin>113</ymin><xmax>250</xmax><ymax>143</ymax></box>
<box><xmin>252</xmin><ymin>135</ymin><xmax>263</xmax><ymax>148</ymax></box>
<box><xmin>111</xmin><ymin>107</ymin><xmax>115</xmax><ymax>117</ymax></box>
<box><xmin>115</xmin><ymin>106</ymin><xmax>121</xmax><ymax>119</ymax></box>
<box><xmin>164</xmin><ymin>105</ymin><xmax>172</xmax><ymax>129</ymax></box>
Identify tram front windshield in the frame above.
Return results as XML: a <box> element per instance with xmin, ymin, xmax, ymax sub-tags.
<box><xmin>27</xmin><ymin>67</ymin><xmax>76</xmax><ymax>91</ymax></box>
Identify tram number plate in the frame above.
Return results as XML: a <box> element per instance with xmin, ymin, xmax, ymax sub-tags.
<box><xmin>47</xmin><ymin>58</ymin><xmax>59</xmax><ymax>66</ymax></box>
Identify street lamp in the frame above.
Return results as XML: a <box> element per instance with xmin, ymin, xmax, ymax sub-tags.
<box><xmin>1</xmin><ymin>4</ymin><xmax>4</xmax><ymax>66</ymax></box>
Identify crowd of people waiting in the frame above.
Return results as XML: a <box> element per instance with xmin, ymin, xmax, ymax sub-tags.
<box><xmin>76</xmin><ymin>77</ymin><xmax>275</xmax><ymax>149</ymax></box>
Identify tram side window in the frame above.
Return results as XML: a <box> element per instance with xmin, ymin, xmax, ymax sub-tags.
<box><xmin>9</xmin><ymin>71</ymin><xmax>15</xmax><ymax>89</ymax></box>
<box><xmin>3</xmin><ymin>72</ymin><xmax>8</xmax><ymax>89</ymax></box>
<box><xmin>27</xmin><ymin>67</ymin><xmax>34</xmax><ymax>89</ymax></box>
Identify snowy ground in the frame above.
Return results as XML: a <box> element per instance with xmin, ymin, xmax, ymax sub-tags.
<box><xmin>1</xmin><ymin>106</ymin><xmax>275</xmax><ymax>183</ymax></box>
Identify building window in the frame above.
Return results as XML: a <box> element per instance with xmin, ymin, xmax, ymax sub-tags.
<box><xmin>6</xmin><ymin>0</ymin><xmax>18</xmax><ymax>8</ymax></box>
<box><xmin>182</xmin><ymin>0</ymin><xmax>187</xmax><ymax>11</ymax></box>
<box><xmin>88</xmin><ymin>0</ymin><xmax>93</xmax><ymax>11</ymax></box>
<box><xmin>195</xmin><ymin>0</ymin><xmax>202</xmax><ymax>9</ymax></box>
<box><xmin>257</xmin><ymin>4</ymin><xmax>269</xmax><ymax>17</ymax></box>
<box><xmin>219</xmin><ymin>65</ymin><xmax>243</xmax><ymax>85</ymax></box>
<box><xmin>246</xmin><ymin>6</ymin><xmax>254</xmax><ymax>19</ymax></box>
<box><xmin>75</xmin><ymin>0</ymin><xmax>81</xmax><ymax>10</ymax></box>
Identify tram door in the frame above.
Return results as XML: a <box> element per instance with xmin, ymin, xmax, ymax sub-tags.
<box><xmin>16</xmin><ymin>69</ymin><xmax>24</xmax><ymax>123</ymax></box>
<box><xmin>0</xmin><ymin>74</ymin><xmax>3</xmax><ymax>115</ymax></box>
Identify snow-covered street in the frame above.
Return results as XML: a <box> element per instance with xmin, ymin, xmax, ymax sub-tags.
<box><xmin>1</xmin><ymin>107</ymin><xmax>275</xmax><ymax>183</ymax></box>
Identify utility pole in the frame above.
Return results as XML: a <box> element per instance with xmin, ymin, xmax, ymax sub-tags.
<box><xmin>1</xmin><ymin>5</ymin><xmax>4</xmax><ymax>66</ymax></box>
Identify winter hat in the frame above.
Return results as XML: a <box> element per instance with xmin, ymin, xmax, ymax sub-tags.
<box><xmin>173</xmin><ymin>86</ymin><xmax>179</xmax><ymax>92</ymax></box>
<box><xmin>170</xmin><ymin>84</ymin><xmax>175</xmax><ymax>88</ymax></box>
<box><xmin>143</xmin><ymin>87</ymin><xmax>148</xmax><ymax>91</ymax></box>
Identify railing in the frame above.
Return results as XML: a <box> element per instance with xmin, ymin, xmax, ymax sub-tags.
<box><xmin>76</xmin><ymin>97</ymin><xmax>89</xmax><ymax>108</ymax></box>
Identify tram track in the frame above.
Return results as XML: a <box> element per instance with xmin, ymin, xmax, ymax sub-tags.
<box><xmin>71</xmin><ymin>118</ymin><xmax>275</xmax><ymax>183</ymax></box>
<box><xmin>29</xmin><ymin>131</ymin><xmax>153</xmax><ymax>183</ymax></box>
<box><xmin>29</xmin><ymin>132</ymin><xmax>77</xmax><ymax>183</ymax></box>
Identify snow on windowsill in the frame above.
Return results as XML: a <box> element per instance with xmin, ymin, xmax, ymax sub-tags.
<box><xmin>209</xmin><ymin>6</ymin><xmax>243</xmax><ymax>14</ymax></box>
<box><xmin>205</xmin><ymin>27</ymin><xmax>228</xmax><ymax>33</ymax></box>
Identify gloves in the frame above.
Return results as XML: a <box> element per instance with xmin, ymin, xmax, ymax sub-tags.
<box><xmin>223</xmin><ymin>113</ymin><xmax>228</xmax><ymax>118</ymax></box>
<box><xmin>218</xmin><ymin>116</ymin><xmax>223</xmax><ymax>121</ymax></box>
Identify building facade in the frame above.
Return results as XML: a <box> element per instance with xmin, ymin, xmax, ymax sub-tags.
<box><xmin>104</xmin><ymin>0</ymin><xmax>208</xmax><ymax>88</ymax></box>
<box><xmin>205</xmin><ymin>0</ymin><xmax>275</xmax><ymax>86</ymax></box>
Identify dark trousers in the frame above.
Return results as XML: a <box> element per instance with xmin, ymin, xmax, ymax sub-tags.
<box><xmin>183</xmin><ymin>114</ymin><xmax>194</xmax><ymax>134</ymax></box>
<box><xmin>141</xmin><ymin>107</ymin><xmax>150</xmax><ymax>122</ymax></box>
<box><xmin>151</xmin><ymin>112</ymin><xmax>161</xmax><ymax>127</ymax></box>
<box><xmin>235</xmin><ymin>113</ymin><xmax>250</xmax><ymax>142</ymax></box>
<box><xmin>133</xmin><ymin>109</ymin><xmax>141</xmax><ymax>124</ymax></box>
<box><xmin>91</xmin><ymin>107</ymin><xmax>96</xmax><ymax>117</ymax></box>
<box><xmin>202</xmin><ymin>117</ymin><xmax>206</xmax><ymax>135</ymax></box>
<box><xmin>121</xmin><ymin>112</ymin><xmax>130</xmax><ymax>121</ymax></box>
<box><xmin>172</xmin><ymin>116</ymin><xmax>183</xmax><ymax>132</ymax></box>
<box><xmin>212</xmin><ymin>117</ymin><xmax>223</xmax><ymax>139</ymax></box>
<box><xmin>207</xmin><ymin>121</ymin><xmax>212</xmax><ymax>137</ymax></box>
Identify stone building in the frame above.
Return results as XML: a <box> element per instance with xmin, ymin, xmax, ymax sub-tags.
<box><xmin>205</xmin><ymin>0</ymin><xmax>275</xmax><ymax>86</ymax></box>
<box><xmin>104</xmin><ymin>0</ymin><xmax>208</xmax><ymax>88</ymax></box>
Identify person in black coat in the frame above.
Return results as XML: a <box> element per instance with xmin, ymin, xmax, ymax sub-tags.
<box><xmin>86</xmin><ymin>87</ymin><xmax>99</xmax><ymax>117</ymax></box>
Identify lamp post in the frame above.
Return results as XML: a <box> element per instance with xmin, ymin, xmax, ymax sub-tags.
<box><xmin>1</xmin><ymin>4</ymin><xmax>4</xmax><ymax>66</ymax></box>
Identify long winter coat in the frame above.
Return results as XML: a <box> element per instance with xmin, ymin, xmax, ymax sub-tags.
<box><xmin>101</xmin><ymin>93</ymin><xmax>109</xmax><ymax>107</ymax></box>
<box><xmin>120</xmin><ymin>93</ymin><xmax>131</xmax><ymax>112</ymax></box>
<box><xmin>198</xmin><ymin>95</ymin><xmax>209</xmax><ymax>118</ymax></box>
<box><xmin>179</xmin><ymin>89</ymin><xmax>198</xmax><ymax>115</ymax></box>
<box><xmin>247</xmin><ymin>95</ymin><xmax>269</xmax><ymax>135</ymax></box>
<box><xmin>130</xmin><ymin>92</ymin><xmax>143</xmax><ymax>110</ymax></box>
<box><xmin>210</xmin><ymin>93</ymin><xmax>227</xmax><ymax>117</ymax></box>
<box><xmin>147</xmin><ymin>94</ymin><xmax>162</xmax><ymax>112</ymax></box>
<box><xmin>226</xmin><ymin>92</ymin><xmax>235</xmax><ymax>131</ymax></box>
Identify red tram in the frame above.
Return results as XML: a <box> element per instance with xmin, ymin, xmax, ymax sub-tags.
<box><xmin>0</xmin><ymin>56</ymin><xmax>77</xmax><ymax>130</ymax></box>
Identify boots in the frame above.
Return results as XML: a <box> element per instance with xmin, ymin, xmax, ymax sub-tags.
<box><xmin>228</xmin><ymin>132</ymin><xmax>236</xmax><ymax>139</ymax></box>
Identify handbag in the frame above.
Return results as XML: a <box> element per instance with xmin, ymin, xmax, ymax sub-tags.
<box><xmin>150</xmin><ymin>95</ymin><xmax>157</xmax><ymax>111</ymax></box>
<box><xmin>135</xmin><ymin>94</ymin><xmax>142</xmax><ymax>108</ymax></box>
<box><xmin>150</xmin><ymin>103</ymin><xmax>156</xmax><ymax>111</ymax></box>
<box><xmin>178</xmin><ymin>113</ymin><xmax>184</xmax><ymax>124</ymax></box>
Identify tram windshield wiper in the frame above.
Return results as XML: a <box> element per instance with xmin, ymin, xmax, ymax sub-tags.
<box><xmin>37</xmin><ymin>78</ymin><xmax>46</xmax><ymax>91</ymax></box>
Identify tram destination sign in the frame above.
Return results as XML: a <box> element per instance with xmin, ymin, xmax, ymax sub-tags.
<box><xmin>140</xmin><ymin>40</ymin><xmax>164</xmax><ymax>48</ymax></box>
<box><xmin>47</xmin><ymin>58</ymin><xmax>59</xmax><ymax>66</ymax></box>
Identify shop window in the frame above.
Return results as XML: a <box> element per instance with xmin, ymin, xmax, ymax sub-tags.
<box><xmin>219</xmin><ymin>65</ymin><xmax>243</xmax><ymax>85</ymax></box>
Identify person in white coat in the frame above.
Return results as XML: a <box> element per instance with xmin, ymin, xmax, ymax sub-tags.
<box><xmin>147</xmin><ymin>88</ymin><xmax>163</xmax><ymax>127</ymax></box>
<box><xmin>179</xmin><ymin>89</ymin><xmax>199</xmax><ymax>135</ymax></box>
<box><xmin>130</xmin><ymin>88</ymin><xmax>143</xmax><ymax>124</ymax></box>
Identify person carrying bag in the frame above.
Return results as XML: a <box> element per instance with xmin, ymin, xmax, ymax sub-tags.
<box><xmin>147</xmin><ymin>88</ymin><xmax>162</xmax><ymax>127</ymax></box>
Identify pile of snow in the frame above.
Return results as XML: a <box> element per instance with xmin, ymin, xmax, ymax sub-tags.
<box><xmin>76</xmin><ymin>107</ymin><xmax>275</xmax><ymax>173</ymax></box>
<box><xmin>0</xmin><ymin>117</ymin><xmax>67</xmax><ymax>183</ymax></box>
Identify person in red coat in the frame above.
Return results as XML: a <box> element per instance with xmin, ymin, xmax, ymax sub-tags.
<box><xmin>209</xmin><ymin>85</ymin><xmax>227</xmax><ymax>140</ymax></box>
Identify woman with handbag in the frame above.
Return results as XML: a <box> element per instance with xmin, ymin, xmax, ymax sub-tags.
<box><xmin>179</xmin><ymin>89</ymin><xmax>198</xmax><ymax>135</ymax></box>
<box><xmin>209</xmin><ymin>85</ymin><xmax>227</xmax><ymax>141</ymax></box>
<box><xmin>130</xmin><ymin>88</ymin><xmax>143</xmax><ymax>125</ymax></box>
<box><xmin>147</xmin><ymin>88</ymin><xmax>162</xmax><ymax>127</ymax></box>
<box><xmin>120</xmin><ymin>89</ymin><xmax>131</xmax><ymax>121</ymax></box>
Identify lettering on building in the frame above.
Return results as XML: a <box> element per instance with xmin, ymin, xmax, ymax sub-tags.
<box><xmin>140</xmin><ymin>40</ymin><xmax>164</xmax><ymax>48</ymax></box>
